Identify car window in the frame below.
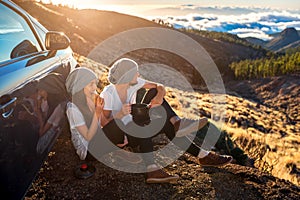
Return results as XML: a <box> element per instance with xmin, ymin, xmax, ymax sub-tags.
<box><xmin>0</xmin><ymin>3</ymin><xmax>42</xmax><ymax>63</ymax></box>
<box><xmin>30</xmin><ymin>16</ymin><xmax>48</xmax><ymax>46</ymax></box>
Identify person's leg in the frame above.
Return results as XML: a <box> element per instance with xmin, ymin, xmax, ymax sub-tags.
<box><xmin>102</xmin><ymin>119</ymin><xmax>125</xmax><ymax>145</ymax></box>
<box><xmin>125</xmin><ymin>121</ymin><xmax>156</xmax><ymax>166</ymax></box>
<box><xmin>161</xmin><ymin>120</ymin><xmax>203</xmax><ymax>157</ymax></box>
<box><xmin>88</xmin><ymin>119</ymin><xmax>124</xmax><ymax>159</ymax></box>
<box><xmin>126</xmin><ymin>121</ymin><xmax>179</xmax><ymax>183</ymax></box>
<box><xmin>138</xmin><ymin>88</ymin><xmax>177</xmax><ymax>120</ymax></box>
<box><xmin>159</xmin><ymin>119</ymin><xmax>232</xmax><ymax>166</ymax></box>
<box><xmin>139</xmin><ymin>88</ymin><xmax>232</xmax><ymax>166</ymax></box>
<box><xmin>196</xmin><ymin>122</ymin><xmax>253</xmax><ymax>167</ymax></box>
<box><xmin>90</xmin><ymin>119</ymin><xmax>142</xmax><ymax>164</ymax></box>
<box><xmin>139</xmin><ymin>88</ymin><xmax>208</xmax><ymax>137</ymax></box>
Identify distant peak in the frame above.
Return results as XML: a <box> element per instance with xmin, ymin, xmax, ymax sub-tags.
<box><xmin>280</xmin><ymin>27</ymin><xmax>299</xmax><ymax>38</ymax></box>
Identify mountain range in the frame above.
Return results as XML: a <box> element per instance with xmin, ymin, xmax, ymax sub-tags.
<box><xmin>14</xmin><ymin>0</ymin><xmax>272</xmax><ymax>86</ymax></box>
<box><xmin>246</xmin><ymin>27</ymin><xmax>300</xmax><ymax>52</ymax></box>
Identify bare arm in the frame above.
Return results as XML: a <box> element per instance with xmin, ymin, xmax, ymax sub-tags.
<box><xmin>143</xmin><ymin>81</ymin><xmax>166</xmax><ymax>106</ymax></box>
<box><xmin>74</xmin><ymin>95</ymin><xmax>103</xmax><ymax>141</ymax></box>
<box><xmin>101</xmin><ymin>103</ymin><xmax>131</xmax><ymax>125</ymax></box>
<box><xmin>75</xmin><ymin>112</ymin><xmax>99</xmax><ymax>141</ymax></box>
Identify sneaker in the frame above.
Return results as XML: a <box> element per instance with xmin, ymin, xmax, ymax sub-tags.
<box><xmin>113</xmin><ymin>149</ymin><xmax>143</xmax><ymax>164</ymax></box>
<box><xmin>146</xmin><ymin>169</ymin><xmax>179</xmax><ymax>184</ymax></box>
<box><xmin>174</xmin><ymin>118</ymin><xmax>208</xmax><ymax>137</ymax></box>
<box><xmin>198</xmin><ymin>152</ymin><xmax>233</xmax><ymax>166</ymax></box>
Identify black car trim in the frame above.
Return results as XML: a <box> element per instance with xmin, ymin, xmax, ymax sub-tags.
<box><xmin>0</xmin><ymin>51</ymin><xmax>48</xmax><ymax>68</ymax></box>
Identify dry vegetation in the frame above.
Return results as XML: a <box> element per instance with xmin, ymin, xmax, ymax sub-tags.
<box><xmin>76</xmin><ymin>55</ymin><xmax>300</xmax><ymax>186</ymax></box>
<box><xmin>25</xmin><ymin>55</ymin><xmax>300</xmax><ymax>199</ymax></box>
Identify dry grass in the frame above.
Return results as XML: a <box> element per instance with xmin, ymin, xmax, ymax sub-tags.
<box><xmin>75</xmin><ymin>55</ymin><xmax>300</xmax><ymax>186</ymax></box>
<box><xmin>222</xmin><ymin>123</ymin><xmax>299</xmax><ymax>186</ymax></box>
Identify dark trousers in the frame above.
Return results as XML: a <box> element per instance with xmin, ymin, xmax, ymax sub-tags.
<box><xmin>101</xmin><ymin>119</ymin><xmax>155</xmax><ymax>166</ymax></box>
<box><xmin>140</xmin><ymin>88</ymin><xmax>202</xmax><ymax>157</ymax></box>
<box><xmin>96</xmin><ymin>88</ymin><xmax>203</xmax><ymax>166</ymax></box>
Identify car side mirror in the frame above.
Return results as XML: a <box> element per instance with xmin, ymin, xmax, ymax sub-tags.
<box><xmin>45</xmin><ymin>31</ymin><xmax>70</xmax><ymax>51</ymax></box>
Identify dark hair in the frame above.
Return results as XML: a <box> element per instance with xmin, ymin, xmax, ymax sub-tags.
<box><xmin>72</xmin><ymin>89</ymin><xmax>93</xmax><ymax>127</ymax></box>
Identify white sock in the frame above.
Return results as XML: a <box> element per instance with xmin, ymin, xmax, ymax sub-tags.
<box><xmin>147</xmin><ymin>164</ymin><xmax>159</xmax><ymax>171</ymax></box>
<box><xmin>198</xmin><ymin>149</ymin><xmax>210</xmax><ymax>158</ymax></box>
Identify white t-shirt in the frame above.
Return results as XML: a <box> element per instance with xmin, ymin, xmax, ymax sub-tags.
<box><xmin>100</xmin><ymin>77</ymin><xmax>146</xmax><ymax>125</ymax></box>
<box><xmin>66</xmin><ymin>102</ymin><xmax>89</xmax><ymax>160</ymax></box>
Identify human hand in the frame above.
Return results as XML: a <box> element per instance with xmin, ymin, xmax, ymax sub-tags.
<box><xmin>117</xmin><ymin>135</ymin><xmax>128</xmax><ymax>148</ymax></box>
<box><xmin>121</xmin><ymin>103</ymin><xmax>131</xmax><ymax>116</ymax></box>
<box><xmin>95</xmin><ymin>95</ymin><xmax>104</xmax><ymax>109</ymax></box>
<box><xmin>95</xmin><ymin>95</ymin><xmax>104</xmax><ymax>119</ymax></box>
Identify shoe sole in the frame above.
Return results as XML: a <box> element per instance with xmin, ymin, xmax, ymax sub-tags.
<box><xmin>146</xmin><ymin>176</ymin><xmax>179</xmax><ymax>184</ymax></box>
<box><xmin>114</xmin><ymin>151</ymin><xmax>143</xmax><ymax>164</ymax></box>
<box><xmin>200</xmin><ymin>157</ymin><xmax>233</xmax><ymax>167</ymax></box>
<box><xmin>176</xmin><ymin>119</ymin><xmax>208</xmax><ymax>137</ymax></box>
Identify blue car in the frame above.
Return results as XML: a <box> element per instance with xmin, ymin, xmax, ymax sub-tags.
<box><xmin>0</xmin><ymin>0</ymin><xmax>77</xmax><ymax>199</ymax></box>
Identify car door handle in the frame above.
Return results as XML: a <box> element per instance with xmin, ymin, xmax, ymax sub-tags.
<box><xmin>0</xmin><ymin>97</ymin><xmax>17</xmax><ymax>119</ymax></box>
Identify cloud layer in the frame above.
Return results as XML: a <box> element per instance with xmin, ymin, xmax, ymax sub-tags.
<box><xmin>144</xmin><ymin>5</ymin><xmax>300</xmax><ymax>40</ymax></box>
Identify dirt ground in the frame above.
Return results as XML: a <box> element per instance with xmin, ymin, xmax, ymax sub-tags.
<box><xmin>25</xmin><ymin>123</ymin><xmax>300</xmax><ymax>200</ymax></box>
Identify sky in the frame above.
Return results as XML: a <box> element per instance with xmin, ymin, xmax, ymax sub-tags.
<box><xmin>43</xmin><ymin>0</ymin><xmax>300</xmax><ymax>10</ymax></box>
<box><xmin>40</xmin><ymin>0</ymin><xmax>300</xmax><ymax>40</ymax></box>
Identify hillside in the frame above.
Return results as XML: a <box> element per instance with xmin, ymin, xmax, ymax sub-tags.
<box><xmin>15</xmin><ymin>0</ymin><xmax>268</xmax><ymax>84</ymax></box>
<box><xmin>278</xmin><ymin>40</ymin><xmax>300</xmax><ymax>52</ymax></box>
<box><xmin>265</xmin><ymin>28</ymin><xmax>300</xmax><ymax>52</ymax></box>
<box><xmin>245</xmin><ymin>37</ymin><xmax>267</xmax><ymax>47</ymax></box>
<box><xmin>26</xmin><ymin>55</ymin><xmax>300</xmax><ymax>199</ymax></box>
<box><xmin>77</xmin><ymin>55</ymin><xmax>300</xmax><ymax>187</ymax></box>
<box><xmin>246</xmin><ymin>28</ymin><xmax>300</xmax><ymax>53</ymax></box>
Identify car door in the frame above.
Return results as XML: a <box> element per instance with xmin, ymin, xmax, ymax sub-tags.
<box><xmin>0</xmin><ymin>1</ymin><xmax>76</xmax><ymax>199</ymax></box>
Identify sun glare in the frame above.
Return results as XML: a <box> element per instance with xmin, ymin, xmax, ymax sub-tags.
<box><xmin>38</xmin><ymin>0</ymin><xmax>139</xmax><ymax>15</ymax></box>
<box><xmin>38</xmin><ymin>0</ymin><xmax>79</xmax><ymax>7</ymax></box>
<box><xmin>38</xmin><ymin>0</ymin><xmax>169</xmax><ymax>17</ymax></box>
